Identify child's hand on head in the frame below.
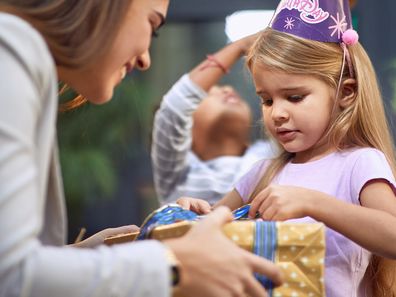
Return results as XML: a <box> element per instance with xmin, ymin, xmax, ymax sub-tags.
<box><xmin>248</xmin><ymin>185</ymin><xmax>314</xmax><ymax>221</ymax></box>
<box><xmin>176</xmin><ymin>197</ymin><xmax>212</xmax><ymax>215</ymax></box>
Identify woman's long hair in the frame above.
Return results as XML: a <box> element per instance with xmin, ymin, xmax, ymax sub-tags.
<box><xmin>0</xmin><ymin>0</ymin><xmax>133</xmax><ymax>108</ymax></box>
<box><xmin>246</xmin><ymin>28</ymin><xmax>396</xmax><ymax>296</ymax></box>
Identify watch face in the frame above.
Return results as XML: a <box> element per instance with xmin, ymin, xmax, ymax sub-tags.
<box><xmin>164</xmin><ymin>248</ymin><xmax>181</xmax><ymax>287</ymax></box>
<box><xmin>171</xmin><ymin>264</ymin><xmax>180</xmax><ymax>287</ymax></box>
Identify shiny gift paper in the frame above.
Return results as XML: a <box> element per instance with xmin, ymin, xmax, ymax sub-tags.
<box><xmin>105</xmin><ymin>205</ymin><xmax>326</xmax><ymax>296</ymax></box>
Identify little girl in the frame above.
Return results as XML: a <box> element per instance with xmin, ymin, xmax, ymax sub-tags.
<box><xmin>177</xmin><ymin>0</ymin><xmax>396</xmax><ymax>296</ymax></box>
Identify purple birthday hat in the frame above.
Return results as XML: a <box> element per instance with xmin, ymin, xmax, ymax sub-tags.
<box><xmin>270</xmin><ymin>0</ymin><xmax>357</xmax><ymax>44</ymax></box>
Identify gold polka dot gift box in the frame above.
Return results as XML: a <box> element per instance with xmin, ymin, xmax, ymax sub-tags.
<box><xmin>105</xmin><ymin>205</ymin><xmax>326</xmax><ymax>297</ymax></box>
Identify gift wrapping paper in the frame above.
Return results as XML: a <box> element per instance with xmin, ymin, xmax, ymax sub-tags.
<box><xmin>106</xmin><ymin>220</ymin><xmax>325</xmax><ymax>297</ymax></box>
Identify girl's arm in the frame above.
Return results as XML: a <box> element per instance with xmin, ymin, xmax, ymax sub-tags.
<box><xmin>189</xmin><ymin>33</ymin><xmax>259</xmax><ymax>91</ymax></box>
<box><xmin>309</xmin><ymin>181</ymin><xmax>396</xmax><ymax>259</ymax></box>
<box><xmin>214</xmin><ymin>189</ymin><xmax>245</xmax><ymax>210</ymax></box>
<box><xmin>249</xmin><ymin>181</ymin><xmax>396</xmax><ymax>259</ymax></box>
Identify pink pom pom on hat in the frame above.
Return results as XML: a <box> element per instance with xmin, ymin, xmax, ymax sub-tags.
<box><xmin>342</xmin><ymin>29</ymin><xmax>359</xmax><ymax>45</ymax></box>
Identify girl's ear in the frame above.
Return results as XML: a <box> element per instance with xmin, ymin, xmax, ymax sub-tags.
<box><xmin>339</xmin><ymin>78</ymin><xmax>357</xmax><ymax>109</ymax></box>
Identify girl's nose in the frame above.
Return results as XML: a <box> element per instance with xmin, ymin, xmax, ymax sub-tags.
<box><xmin>271</xmin><ymin>102</ymin><xmax>289</xmax><ymax>122</ymax></box>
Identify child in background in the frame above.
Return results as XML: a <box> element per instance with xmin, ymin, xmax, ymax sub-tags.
<box><xmin>152</xmin><ymin>33</ymin><xmax>275</xmax><ymax>206</ymax></box>
<box><xmin>177</xmin><ymin>0</ymin><xmax>396</xmax><ymax>296</ymax></box>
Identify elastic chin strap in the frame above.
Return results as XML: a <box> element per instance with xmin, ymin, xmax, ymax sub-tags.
<box><xmin>341</xmin><ymin>43</ymin><xmax>355</xmax><ymax>78</ymax></box>
<box><xmin>336</xmin><ymin>28</ymin><xmax>358</xmax><ymax>99</ymax></box>
<box><xmin>336</xmin><ymin>43</ymin><xmax>354</xmax><ymax>100</ymax></box>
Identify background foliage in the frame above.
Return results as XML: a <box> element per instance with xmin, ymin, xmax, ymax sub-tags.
<box><xmin>58</xmin><ymin>76</ymin><xmax>158</xmax><ymax>239</ymax></box>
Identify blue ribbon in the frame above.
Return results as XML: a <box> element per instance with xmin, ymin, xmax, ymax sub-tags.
<box><xmin>254</xmin><ymin>221</ymin><xmax>277</xmax><ymax>294</ymax></box>
<box><xmin>136</xmin><ymin>204</ymin><xmax>277</xmax><ymax>292</ymax></box>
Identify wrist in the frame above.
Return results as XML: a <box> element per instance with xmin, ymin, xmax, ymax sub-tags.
<box><xmin>305</xmin><ymin>190</ymin><xmax>330</xmax><ymax>219</ymax></box>
<box><xmin>206</xmin><ymin>54</ymin><xmax>230</xmax><ymax>74</ymax></box>
<box><xmin>163</xmin><ymin>243</ymin><xmax>182</xmax><ymax>289</ymax></box>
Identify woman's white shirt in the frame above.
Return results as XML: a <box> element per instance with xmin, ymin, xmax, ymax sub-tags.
<box><xmin>0</xmin><ymin>13</ymin><xmax>170</xmax><ymax>297</ymax></box>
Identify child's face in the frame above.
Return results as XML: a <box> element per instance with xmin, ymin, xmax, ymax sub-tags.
<box><xmin>59</xmin><ymin>0</ymin><xmax>169</xmax><ymax>104</ymax></box>
<box><xmin>252</xmin><ymin>64</ymin><xmax>336</xmax><ymax>162</ymax></box>
<box><xmin>193</xmin><ymin>85</ymin><xmax>251</xmax><ymax>133</ymax></box>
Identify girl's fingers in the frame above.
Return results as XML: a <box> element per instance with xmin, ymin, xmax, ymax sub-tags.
<box><xmin>249</xmin><ymin>195</ymin><xmax>264</xmax><ymax>218</ymax></box>
<box><xmin>260</xmin><ymin>204</ymin><xmax>276</xmax><ymax>221</ymax></box>
<box><xmin>197</xmin><ymin>202</ymin><xmax>212</xmax><ymax>214</ymax></box>
<box><xmin>177</xmin><ymin>198</ymin><xmax>192</xmax><ymax>210</ymax></box>
<box><xmin>257</xmin><ymin>196</ymin><xmax>273</xmax><ymax>218</ymax></box>
<box><xmin>249</xmin><ymin>187</ymin><xmax>270</xmax><ymax>218</ymax></box>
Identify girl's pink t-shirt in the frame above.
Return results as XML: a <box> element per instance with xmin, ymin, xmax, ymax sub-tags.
<box><xmin>235</xmin><ymin>147</ymin><xmax>396</xmax><ymax>297</ymax></box>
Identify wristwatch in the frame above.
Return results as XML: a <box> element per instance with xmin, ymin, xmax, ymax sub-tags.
<box><xmin>165</xmin><ymin>247</ymin><xmax>181</xmax><ymax>287</ymax></box>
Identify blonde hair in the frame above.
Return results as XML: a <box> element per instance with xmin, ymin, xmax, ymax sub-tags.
<box><xmin>247</xmin><ymin>28</ymin><xmax>396</xmax><ymax>296</ymax></box>
<box><xmin>0</xmin><ymin>0</ymin><xmax>133</xmax><ymax>109</ymax></box>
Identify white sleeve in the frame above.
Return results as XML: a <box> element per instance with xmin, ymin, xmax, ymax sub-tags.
<box><xmin>151</xmin><ymin>74</ymin><xmax>207</xmax><ymax>203</ymax></box>
<box><xmin>0</xmin><ymin>14</ymin><xmax>170</xmax><ymax>297</ymax></box>
<box><xmin>23</xmin><ymin>241</ymin><xmax>170</xmax><ymax>297</ymax></box>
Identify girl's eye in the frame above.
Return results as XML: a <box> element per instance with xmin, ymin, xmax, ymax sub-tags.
<box><xmin>288</xmin><ymin>95</ymin><xmax>304</xmax><ymax>102</ymax></box>
<box><xmin>261</xmin><ymin>98</ymin><xmax>273</xmax><ymax>106</ymax></box>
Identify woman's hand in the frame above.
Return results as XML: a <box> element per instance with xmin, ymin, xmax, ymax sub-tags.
<box><xmin>71</xmin><ymin>225</ymin><xmax>139</xmax><ymax>248</ymax></box>
<box><xmin>176</xmin><ymin>197</ymin><xmax>212</xmax><ymax>214</ymax></box>
<box><xmin>165</xmin><ymin>207</ymin><xmax>283</xmax><ymax>297</ymax></box>
<box><xmin>249</xmin><ymin>185</ymin><xmax>316</xmax><ymax>221</ymax></box>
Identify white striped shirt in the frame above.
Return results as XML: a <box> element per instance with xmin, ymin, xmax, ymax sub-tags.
<box><xmin>151</xmin><ymin>74</ymin><xmax>276</xmax><ymax>205</ymax></box>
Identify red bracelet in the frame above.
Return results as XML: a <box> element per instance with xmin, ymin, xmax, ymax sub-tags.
<box><xmin>199</xmin><ymin>54</ymin><xmax>230</xmax><ymax>74</ymax></box>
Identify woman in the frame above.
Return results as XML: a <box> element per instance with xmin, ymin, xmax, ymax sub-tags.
<box><xmin>0</xmin><ymin>1</ymin><xmax>282</xmax><ymax>297</ymax></box>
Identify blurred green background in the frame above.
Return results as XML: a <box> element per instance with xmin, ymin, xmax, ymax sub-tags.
<box><xmin>58</xmin><ymin>0</ymin><xmax>396</xmax><ymax>242</ymax></box>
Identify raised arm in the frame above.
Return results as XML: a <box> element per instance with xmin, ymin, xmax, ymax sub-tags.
<box><xmin>189</xmin><ymin>33</ymin><xmax>260</xmax><ymax>91</ymax></box>
<box><xmin>151</xmin><ymin>33</ymin><xmax>260</xmax><ymax>203</ymax></box>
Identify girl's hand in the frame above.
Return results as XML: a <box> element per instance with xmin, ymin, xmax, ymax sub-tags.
<box><xmin>176</xmin><ymin>197</ymin><xmax>212</xmax><ymax>215</ymax></box>
<box><xmin>71</xmin><ymin>225</ymin><xmax>140</xmax><ymax>248</ymax></box>
<box><xmin>248</xmin><ymin>185</ymin><xmax>316</xmax><ymax>221</ymax></box>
